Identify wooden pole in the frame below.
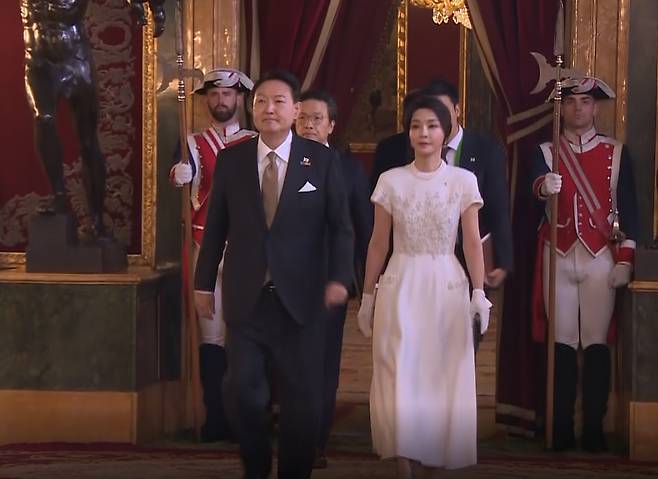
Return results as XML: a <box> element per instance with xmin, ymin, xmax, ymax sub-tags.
<box><xmin>175</xmin><ymin>0</ymin><xmax>202</xmax><ymax>439</ymax></box>
<box><xmin>546</xmin><ymin>0</ymin><xmax>565</xmax><ymax>451</ymax></box>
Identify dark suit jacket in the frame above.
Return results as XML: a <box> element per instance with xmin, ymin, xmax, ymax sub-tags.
<box><xmin>370</xmin><ymin>129</ymin><xmax>514</xmax><ymax>273</ymax></box>
<box><xmin>334</xmin><ymin>147</ymin><xmax>373</xmax><ymax>295</ymax></box>
<box><xmin>370</xmin><ymin>132</ymin><xmax>411</xmax><ymax>193</ymax></box>
<box><xmin>459</xmin><ymin>129</ymin><xmax>514</xmax><ymax>273</ymax></box>
<box><xmin>195</xmin><ymin>135</ymin><xmax>354</xmax><ymax>326</ymax></box>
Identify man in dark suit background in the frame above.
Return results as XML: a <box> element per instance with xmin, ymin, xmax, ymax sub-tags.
<box><xmin>368</xmin><ymin>89</ymin><xmax>420</xmax><ymax>193</ymax></box>
<box><xmin>370</xmin><ymin>80</ymin><xmax>513</xmax><ymax>287</ymax></box>
<box><xmin>295</xmin><ymin>89</ymin><xmax>373</xmax><ymax>469</ymax></box>
<box><xmin>426</xmin><ymin>79</ymin><xmax>513</xmax><ymax>287</ymax></box>
<box><xmin>194</xmin><ymin>70</ymin><xmax>354</xmax><ymax>479</ymax></box>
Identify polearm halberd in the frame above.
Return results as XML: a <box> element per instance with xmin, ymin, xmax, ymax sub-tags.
<box><xmin>175</xmin><ymin>0</ymin><xmax>203</xmax><ymax>439</ymax></box>
<box><xmin>546</xmin><ymin>0</ymin><xmax>565</xmax><ymax>451</ymax></box>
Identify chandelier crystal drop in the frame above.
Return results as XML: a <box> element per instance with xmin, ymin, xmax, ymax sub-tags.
<box><xmin>410</xmin><ymin>0</ymin><xmax>472</xmax><ymax>29</ymax></box>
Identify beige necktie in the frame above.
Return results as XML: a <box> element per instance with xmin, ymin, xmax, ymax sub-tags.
<box><xmin>262</xmin><ymin>151</ymin><xmax>280</xmax><ymax>227</ymax></box>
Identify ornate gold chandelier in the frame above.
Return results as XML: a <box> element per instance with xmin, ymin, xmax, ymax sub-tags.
<box><xmin>410</xmin><ymin>0</ymin><xmax>472</xmax><ymax>29</ymax></box>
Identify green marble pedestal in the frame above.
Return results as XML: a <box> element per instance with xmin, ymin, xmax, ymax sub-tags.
<box><xmin>621</xmin><ymin>281</ymin><xmax>658</xmax><ymax>460</ymax></box>
<box><xmin>0</xmin><ymin>266</ymin><xmax>182</xmax><ymax>444</ymax></box>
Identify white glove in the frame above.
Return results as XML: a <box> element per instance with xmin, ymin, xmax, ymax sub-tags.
<box><xmin>540</xmin><ymin>172</ymin><xmax>562</xmax><ymax>196</ymax></box>
<box><xmin>470</xmin><ymin>289</ymin><xmax>493</xmax><ymax>335</ymax></box>
<box><xmin>173</xmin><ymin>163</ymin><xmax>193</xmax><ymax>186</ymax></box>
<box><xmin>608</xmin><ymin>263</ymin><xmax>632</xmax><ymax>288</ymax></box>
<box><xmin>357</xmin><ymin>292</ymin><xmax>376</xmax><ymax>338</ymax></box>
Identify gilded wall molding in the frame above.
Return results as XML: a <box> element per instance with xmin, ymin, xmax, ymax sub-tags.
<box><xmin>655</xmin><ymin>56</ymin><xmax>658</xmax><ymax>238</ymax></box>
<box><xmin>569</xmin><ymin>0</ymin><xmax>629</xmax><ymax>140</ymax></box>
<box><xmin>396</xmin><ymin>1</ymin><xmax>469</xmax><ymax>130</ymax></box>
<box><xmin>214</xmin><ymin>0</ymin><xmax>240</xmax><ymax>68</ymax></box>
<box><xmin>349</xmin><ymin>143</ymin><xmax>377</xmax><ymax>153</ymax></box>
<box><xmin>1</xmin><ymin>253</ymin><xmax>24</xmax><ymax>267</ymax></box>
<box><xmin>188</xmin><ymin>0</ymin><xmax>241</xmax><ymax>132</ymax></box>
<box><xmin>396</xmin><ymin>0</ymin><xmax>408</xmax><ymax>132</ymax></box>
<box><xmin>614</xmin><ymin>0</ymin><xmax>630</xmax><ymax>142</ymax></box>
<box><xmin>459</xmin><ymin>26</ymin><xmax>469</xmax><ymax>127</ymax></box>
<box><xmin>130</xmin><ymin>22</ymin><xmax>157</xmax><ymax>267</ymax></box>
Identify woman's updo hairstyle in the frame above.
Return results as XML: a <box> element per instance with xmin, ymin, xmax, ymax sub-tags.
<box><xmin>403</xmin><ymin>95</ymin><xmax>452</xmax><ymax>141</ymax></box>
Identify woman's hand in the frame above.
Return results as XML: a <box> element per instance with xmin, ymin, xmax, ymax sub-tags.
<box><xmin>469</xmin><ymin>289</ymin><xmax>492</xmax><ymax>334</ymax></box>
<box><xmin>357</xmin><ymin>292</ymin><xmax>376</xmax><ymax>338</ymax></box>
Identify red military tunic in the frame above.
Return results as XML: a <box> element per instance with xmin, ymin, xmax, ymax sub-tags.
<box><xmin>185</xmin><ymin>122</ymin><xmax>256</xmax><ymax>243</ymax></box>
<box><xmin>530</xmin><ymin>128</ymin><xmax>636</xmax><ymax>343</ymax></box>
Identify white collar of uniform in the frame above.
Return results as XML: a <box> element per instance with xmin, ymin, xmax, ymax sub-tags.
<box><xmin>446</xmin><ymin>125</ymin><xmax>464</xmax><ymax>151</ymax></box>
<box><xmin>257</xmin><ymin>130</ymin><xmax>292</xmax><ymax>164</ymax></box>
<box><xmin>211</xmin><ymin>120</ymin><xmax>241</xmax><ymax>138</ymax></box>
<box><xmin>564</xmin><ymin>126</ymin><xmax>597</xmax><ymax>148</ymax></box>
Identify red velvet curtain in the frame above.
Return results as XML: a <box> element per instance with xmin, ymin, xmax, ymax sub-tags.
<box><xmin>312</xmin><ymin>0</ymin><xmax>397</xmax><ymax>138</ymax></box>
<box><xmin>245</xmin><ymin>0</ymin><xmax>396</xmax><ymax>139</ymax></box>
<box><xmin>467</xmin><ymin>0</ymin><xmax>561</xmax><ymax>435</ymax></box>
<box><xmin>251</xmin><ymin>0</ymin><xmax>332</xmax><ymax>81</ymax></box>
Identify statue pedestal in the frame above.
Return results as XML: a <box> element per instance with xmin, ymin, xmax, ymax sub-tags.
<box><xmin>621</xmin><ymin>281</ymin><xmax>658</xmax><ymax>460</ymax></box>
<box><xmin>0</xmin><ymin>266</ymin><xmax>185</xmax><ymax>444</ymax></box>
<box><xmin>26</xmin><ymin>213</ymin><xmax>127</xmax><ymax>273</ymax></box>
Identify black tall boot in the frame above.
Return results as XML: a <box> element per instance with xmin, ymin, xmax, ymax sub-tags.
<box><xmin>582</xmin><ymin>344</ymin><xmax>611</xmax><ymax>452</ymax></box>
<box><xmin>199</xmin><ymin>343</ymin><xmax>232</xmax><ymax>442</ymax></box>
<box><xmin>553</xmin><ymin>343</ymin><xmax>578</xmax><ymax>451</ymax></box>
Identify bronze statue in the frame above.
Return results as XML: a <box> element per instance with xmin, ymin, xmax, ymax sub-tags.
<box><xmin>21</xmin><ymin>0</ymin><xmax>165</xmax><ymax>238</ymax></box>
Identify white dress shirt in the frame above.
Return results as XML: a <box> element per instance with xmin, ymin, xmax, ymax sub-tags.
<box><xmin>196</xmin><ymin>131</ymin><xmax>292</xmax><ymax>296</ymax></box>
<box><xmin>444</xmin><ymin>125</ymin><xmax>464</xmax><ymax>167</ymax></box>
<box><xmin>564</xmin><ymin>126</ymin><xmax>598</xmax><ymax>153</ymax></box>
<box><xmin>211</xmin><ymin>119</ymin><xmax>241</xmax><ymax>140</ymax></box>
<box><xmin>257</xmin><ymin>130</ymin><xmax>292</xmax><ymax>196</ymax></box>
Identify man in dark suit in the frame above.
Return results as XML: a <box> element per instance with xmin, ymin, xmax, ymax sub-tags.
<box><xmin>369</xmin><ymin>89</ymin><xmax>420</xmax><ymax>193</ymax></box>
<box><xmin>295</xmin><ymin>89</ymin><xmax>373</xmax><ymax>469</ymax></box>
<box><xmin>194</xmin><ymin>70</ymin><xmax>354</xmax><ymax>479</ymax></box>
<box><xmin>370</xmin><ymin>80</ymin><xmax>513</xmax><ymax>287</ymax></box>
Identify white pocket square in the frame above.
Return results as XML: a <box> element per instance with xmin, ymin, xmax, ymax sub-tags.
<box><xmin>298</xmin><ymin>181</ymin><xmax>317</xmax><ymax>193</ymax></box>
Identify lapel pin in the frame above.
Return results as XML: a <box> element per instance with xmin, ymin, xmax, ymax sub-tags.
<box><xmin>301</xmin><ymin>157</ymin><xmax>311</xmax><ymax>166</ymax></box>
<box><xmin>470</xmin><ymin>157</ymin><xmax>476</xmax><ymax>163</ymax></box>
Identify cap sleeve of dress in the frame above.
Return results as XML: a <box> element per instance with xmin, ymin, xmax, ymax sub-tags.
<box><xmin>371</xmin><ymin>172</ymin><xmax>393</xmax><ymax>215</ymax></box>
<box><xmin>460</xmin><ymin>170</ymin><xmax>483</xmax><ymax>214</ymax></box>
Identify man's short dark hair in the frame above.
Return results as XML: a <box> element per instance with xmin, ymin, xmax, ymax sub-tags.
<box><xmin>253</xmin><ymin>69</ymin><xmax>301</xmax><ymax>101</ymax></box>
<box><xmin>299</xmin><ymin>89</ymin><xmax>338</xmax><ymax>122</ymax></box>
<box><xmin>422</xmin><ymin>79</ymin><xmax>459</xmax><ymax>106</ymax></box>
<box><xmin>403</xmin><ymin>95</ymin><xmax>453</xmax><ymax>140</ymax></box>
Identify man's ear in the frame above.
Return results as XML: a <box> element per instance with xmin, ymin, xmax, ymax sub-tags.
<box><xmin>293</xmin><ymin>101</ymin><xmax>301</xmax><ymax>119</ymax></box>
<box><xmin>328</xmin><ymin>120</ymin><xmax>336</xmax><ymax>136</ymax></box>
<box><xmin>455</xmin><ymin>103</ymin><xmax>461</xmax><ymax>120</ymax></box>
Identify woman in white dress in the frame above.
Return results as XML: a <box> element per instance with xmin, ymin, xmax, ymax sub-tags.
<box><xmin>357</xmin><ymin>96</ymin><xmax>492</xmax><ymax>478</ymax></box>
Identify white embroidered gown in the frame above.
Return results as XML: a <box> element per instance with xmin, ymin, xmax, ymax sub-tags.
<box><xmin>370</xmin><ymin>162</ymin><xmax>483</xmax><ymax>469</ymax></box>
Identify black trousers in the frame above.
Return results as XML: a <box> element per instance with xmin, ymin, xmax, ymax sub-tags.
<box><xmin>317</xmin><ymin>303</ymin><xmax>347</xmax><ymax>450</ymax></box>
<box><xmin>223</xmin><ymin>287</ymin><xmax>325</xmax><ymax>479</ymax></box>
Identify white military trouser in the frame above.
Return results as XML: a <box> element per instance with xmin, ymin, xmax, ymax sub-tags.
<box><xmin>192</xmin><ymin>242</ymin><xmax>226</xmax><ymax>346</ymax></box>
<box><xmin>542</xmin><ymin>242</ymin><xmax>615</xmax><ymax>350</ymax></box>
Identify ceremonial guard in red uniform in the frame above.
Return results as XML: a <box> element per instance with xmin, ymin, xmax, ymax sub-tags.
<box><xmin>531</xmin><ymin>77</ymin><xmax>638</xmax><ymax>452</ymax></box>
<box><xmin>171</xmin><ymin>68</ymin><xmax>256</xmax><ymax>441</ymax></box>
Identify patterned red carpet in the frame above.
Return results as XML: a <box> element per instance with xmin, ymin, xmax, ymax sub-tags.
<box><xmin>4</xmin><ymin>315</ymin><xmax>658</xmax><ymax>478</ymax></box>
<box><xmin>2</xmin><ymin>442</ymin><xmax>658</xmax><ymax>479</ymax></box>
